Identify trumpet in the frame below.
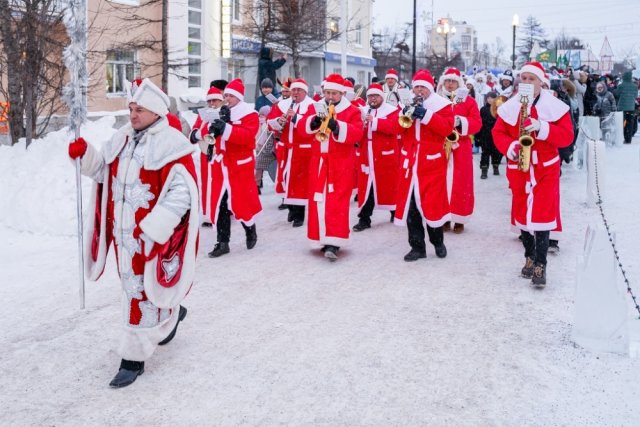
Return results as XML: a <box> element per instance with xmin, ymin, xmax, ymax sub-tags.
<box><xmin>315</xmin><ymin>103</ymin><xmax>336</xmax><ymax>143</ymax></box>
<box><xmin>517</xmin><ymin>95</ymin><xmax>535</xmax><ymax>172</ymax></box>
<box><xmin>444</xmin><ymin>130</ymin><xmax>459</xmax><ymax>160</ymax></box>
<box><xmin>398</xmin><ymin>96</ymin><xmax>423</xmax><ymax>128</ymax></box>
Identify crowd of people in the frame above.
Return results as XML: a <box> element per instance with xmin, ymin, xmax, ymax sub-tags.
<box><xmin>66</xmin><ymin>57</ymin><xmax>637</xmax><ymax>388</ymax></box>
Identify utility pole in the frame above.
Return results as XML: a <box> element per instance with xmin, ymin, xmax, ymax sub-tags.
<box><xmin>411</xmin><ymin>0</ymin><xmax>417</xmax><ymax>76</ymax></box>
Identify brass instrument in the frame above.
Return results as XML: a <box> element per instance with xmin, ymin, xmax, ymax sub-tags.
<box><xmin>315</xmin><ymin>103</ymin><xmax>336</xmax><ymax>142</ymax></box>
<box><xmin>363</xmin><ymin>103</ymin><xmax>373</xmax><ymax>129</ymax></box>
<box><xmin>398</xmin><ymin>96</ymin><xmax>423</xmax><ymax>128</ymax></box>
<box><xmin>517</xmin><ymin>95</ymin><xmax>535</xmax><ymax>172</ymax></box>
<box><xmin>444</xmin><ymin>93</ymin><xmax>461</xmax><ymax>159</ymax></box>
<box><xmin>490</xmin><ymin>95</ymin><xmax>509</xmax><ymax>118</ymax></box>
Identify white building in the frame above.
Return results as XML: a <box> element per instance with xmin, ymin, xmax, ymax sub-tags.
<box><xmin>430</xmin><ymin>17</ymin><xmax>477</xmax><ymax>72</ymax></box>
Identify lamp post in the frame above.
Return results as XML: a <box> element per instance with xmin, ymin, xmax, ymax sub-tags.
<box><xmin>511</xmin><ymin>14</ymin><xmax>519</xmax><ymax>70</ymax></box>
<box><xmin>436</xmin><ymin>20</ymin><xmax>456</xmax><ymax>62</ymax></box>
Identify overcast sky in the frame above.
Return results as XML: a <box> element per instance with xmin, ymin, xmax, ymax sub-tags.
<box><xmin>371</xmin><ymin>0</ymin><xmax>640</xmax><ymax>60</ymax></box>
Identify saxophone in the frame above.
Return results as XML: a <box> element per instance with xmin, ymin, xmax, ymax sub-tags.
<box><xmin>444</xmin><ymin>93</ymin><xmax>460</xmax><ymax>160</ymax></box>
<box><xmin>517</xmin><ymin>95</ymin><xmax>535</xmax><ymax>172</ymax></box>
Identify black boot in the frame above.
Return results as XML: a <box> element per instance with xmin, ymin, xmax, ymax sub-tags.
<box><xmin>521</xmin><ymin>257</ymin><xmax>534</xmax><ymax>278</ymax></box>
<box><xmin>434</xmin><ymin>244</ymin><xmax>447</xmax><ymax>258</ymax></box>
<box><xmin>201</xmin><ymin>221</ymin><xmax>212</xmax><ymax>228</ymax></box>
<box><xmin>353</xmin><ymin>219</ymin><xmax>371</xmax><ymax>232</ymax></box>
<box><xmin>548</xmin><ymin>239</ymin><xmax>560</xmax><ymax>254</ymax></box>
<box><xmin>323</xmin><ymin>245</ymin><xmax>339</xmax><ymax>262</ymax></box>
<box><xmin>404</xmin><ymin>248</ymin><xmax>426</xmax><ymax>262</ymax></box>
<box><xmin>278</xmin><ymin>202</ymin><xmax>288</xmax><ymax>210</ymax></box>
<box><xmin>390</xmin><ymin>211</ymin><xmax>395</xmax><ymax>223</ymax></box>
<box><xmin>531</xmin><ymin>262</ymin><xmax>546</xmax><ymax>288</ymax></box>
<box><xmin>480</xmin><ymin>167</ymin><xmax>488</xmax><ymax>179</ymax></box>
<box><xmin>109</xmin><ymin>359</ymin><xmax>144</xmax><ymax>388</ymax></box>
<box><xmin>208</xmin><ymin>242</ymin><xmax>230</xmax><ymax>258</ymax></box>
<box><xmin>493</xmin><ymin>164</ymin><xmax>500</xmax><ymax>175</ymax></box>
<box><xmin>245</xmin><ymin>225</ymin><xmax>258</xmax><ymax>249</ymax></box>
<box><xmin>158</xmin><ymin>306</ymin><xmax>187</xmax><ymax>346</ymax></box>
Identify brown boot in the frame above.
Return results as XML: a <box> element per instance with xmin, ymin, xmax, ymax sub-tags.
<box><xmin>521</xmin><ymin>257</ymin><xmax>534</xmax><ymax>278</ymax></box>
<box><xmin>453</xmin><ymin>223</ymin><xmax>464</xmax><ymax>234</ymax></box>
<box><xmin>532</xmin><ymin>262</ymin><xmax>546</xmax><ymax>288</ymax></box>
<box><xmin>443</xmin><ymin>221</ymin><xmax>451</xmax><ymax>232</ymax></box>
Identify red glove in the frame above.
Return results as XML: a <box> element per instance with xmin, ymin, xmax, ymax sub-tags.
<box><xmin>68</xmin><ymin>137</ymin><xmax>87</xmax><ymax>159</ymax></box>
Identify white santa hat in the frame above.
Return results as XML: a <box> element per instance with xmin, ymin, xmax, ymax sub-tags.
<box><xmin>323</xmin><ymin>73</ymin><xmax>345</xmax><ymax>92</ymax></box>
<box><xmin>519</xmin><ymin>61</ymin><xmax>546</xmax><ymax>83</ymax></box>
<box><xmin>206</xmin><ymin>87</ymin><xmax>223</xmax><ymax>101</ymax></box>
<box><xmin>129</xmin><ymin>78</ymin><xmax>169</xmax><ymax>117</ymax></box>
<box><xmin>224</xmin><ymin>78</ymin><xmax>245</xmax><ymax>101</ymax></box>
<box><xmin>290</xmin><ymin>78</ymin><xmax>309</xmax><ymax>93</ymax></box>
<box><xmin>366</xmin><ymin>83</ymin><xmax>384</xmax><ymax>97</ymax></box>
<box><xmin>343</xmin><ymin>79</ymin><xmax>355</xmax><ymax>94</ymax></box>
<box><xmin>385</xmin><ymin>68</ymin><xmax>399</xmax><ymax>81</ymax></box>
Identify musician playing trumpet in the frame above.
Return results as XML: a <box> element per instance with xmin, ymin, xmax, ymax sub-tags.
<box><xmin>492</xmin><ymin>62</ymin><xmax>574</xmax><ymax>287</ymax></box>
<box><xmin>266</xmin><ymin>78</ymin><xmax>315</xmax><ymax>227</ymax></box>
<box><xmin>437</xmin><ymin>67</ymin><xmax>481</xmax><ymax>234</ymax></box>
<box><xmin>353</xmin><ymin>83</ymin><xmax>401</xmax><ymax>232</ymax></box>
<box><xmin>303</xmin><ymin>73</ymin><xmax>363</xmax><ymax>261</ymax></box>
<box><xmin>394</xmin><ymin>69</ymin><xmax>454</xmax><ymax>262</ymax></box>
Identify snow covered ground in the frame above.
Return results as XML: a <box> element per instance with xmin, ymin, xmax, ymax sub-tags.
<box><xmin>1</xmin><ymin>119</ymin><xmax>640</xmax><ymax>426</ymax></box>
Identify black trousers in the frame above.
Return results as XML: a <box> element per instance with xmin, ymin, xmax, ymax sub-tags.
<box><xmin>623</xmin><ymin>111</ymin><xmax>638</xmax><ymax>142</ymax></box>
<box><xmin>358</xmin><ymin>188</ymin><xmax>375</xmax><ymax>224</ymax></box>
<box><xmin>407</xmin><ymin>195</ymin><xmax>443</xmax><ymax>253</ymax></box>
<box><xmin>288</xmin><ymin>204</ymin><xmax>305</xmax><ymax>222</ymax></box>
<box><xmin>521</xmin><ymin>230</ymin><xmax>549</xmax><ymax>265</ymax></box>
<box><xmin>480</xmin><ymin>143</ymin><xmax>503</xmax><ymax>169</ymax></box>
<box><xmin>217</xmin><ymin>192</ymin><xmax>252</xmax><ymax>243</ymax></box>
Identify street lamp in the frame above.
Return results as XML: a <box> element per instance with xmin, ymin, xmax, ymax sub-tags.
<box><xmin>436</xmin><ymin>21</ymin><xmax>456</xmax><ymax>61</ymax></box>
<box><xmin>511</xmin><ymin>14</ymin><xmax>519</xmax><ymax>70</ymax></box>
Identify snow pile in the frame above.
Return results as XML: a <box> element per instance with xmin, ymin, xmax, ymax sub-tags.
<box><xmin>0</xmin><ymin>116</ymin><xmax>117</xmax><ymax>236</ymax></box>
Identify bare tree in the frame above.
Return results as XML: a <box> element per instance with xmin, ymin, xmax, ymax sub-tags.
<box><xmin>0</xmin><ymin>0</ymin><xmax>68</xmax><ymax>146</ymax></box>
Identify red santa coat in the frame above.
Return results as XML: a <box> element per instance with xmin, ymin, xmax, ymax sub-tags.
<box><xmin>190</xmin><ymin>114</ymin><xmax>211</xmax><ymax>218</ymax></box>
<box><xmin>492</xmin><ymin>90</ymin><xmax>573</xmax><ymax>231</ymax></box>
<box><xmin>209</xmin><ymin>102</ymin><xmax>262</xmax><ymax>225</ymax></box>
<box><xmin>394</xmin><ymin>93</ymin><xmax>454</xmax><ymax>227</ymax></box>
<box><xmin>81</xmin><ymin>119</ymin><xmax>200</xmax><ymax>360</ymax></box>
<box><xmin>303</xmin><ymin>97</ymin><xmax>364</xmax><ymax>246</ymax></box>
<box><xmin>266</xmin><ymin>98</ymin><xmax>293</xmax><ymax>195</ymax></box>
<box><xmin>447</xmin><ymin>95</ymin><xmax>481</xmax><ymax>223</ymax></box>
<box><xmin>357</xmin><ymin>102</ymin><xmax>401</xmax><ymax>210</ymax></box>
<box><xmin>282</xmin><ymin>97</ymin><xmax>315</xmax><ymax>205</ymax></box>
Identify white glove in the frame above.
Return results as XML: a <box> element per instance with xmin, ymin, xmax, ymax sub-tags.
<box><xmin>523</xmin><ymin>118</ymin><xmax>541</xmax><ymax>133</ymax></box>
<box><xmin>506</xmin><ymin>140</ymin><xmax>520</xmax><ymax>162</ymax></box>
<box><xmin>454</xmin><ymin>116</ymin><xmax>461</xmax><ymax>127</ymax></box>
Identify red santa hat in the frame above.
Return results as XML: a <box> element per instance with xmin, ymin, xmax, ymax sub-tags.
<box><xmin>412</xmin><ymin>69</ymin><xmax>435</xmax><ymax>93</ymax></box>
<box><xmin>290</xmin><ymin>78</ymin><xmax>309</xmax><ymax>93</ymax></box>
<box><xmin>520</xmin><ymin>61</ymin><xmax>546</xmax><ymax>83</ymax></box>
<box><xmin>441</xmin><ymin>67</ymin><xmax>464</xmax><ymax>86</ymax></box>
<box><xmin>129</xmin><ymin>78</ymin><xmax>170</xmax><ymax>117</ymax></box>
<box><xmin>206</xmin><ymin>87</ymin><xmax>223</xmax><ymax>101</ymax></box>
<box><xmin>366</xmin><ymin>83</ymin><xmax>385</xmax><ymax>97</ymax></box>
<box><xmin>323</xmin><ymin>73</ymin><xmax>345</xmax><ymax>92</ymax></box>
<box><xmin>343</xmin><ymin>79</ymin><xmax>355</xmax><ymax>94</ymax></box>
<box><xmin>224</xmin><ymin>78</ymin><xmax>245</xmax><ymax>101</ymax></box>
<box><xmin>385</xmin><ymin>69</ymin><xmax>399</xmax><ymax>81</ymax></box>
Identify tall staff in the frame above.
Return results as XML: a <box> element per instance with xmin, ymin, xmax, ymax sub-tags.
<box><xmin>62</xmin><ymin>0</ymin><xmax>88</xmax><ymax>309</ymax></box>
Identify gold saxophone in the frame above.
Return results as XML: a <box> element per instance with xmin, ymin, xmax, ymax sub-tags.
<box><xmin>517</xmin><ymin>95</ymin><xmax>535</xmax><ymax>172</ymax></box>
<box><xmin>315</xmin><ymin>103</ymin><xmax>336</xmax><ymax>143</ymax></box>
<box><xmin>444</xmin><ymin>93</ymin><xmax>460</xmax><ymax>160</ymax></box>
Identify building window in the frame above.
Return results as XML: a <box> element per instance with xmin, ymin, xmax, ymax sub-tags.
<box><xmin>461</xmin><ymin>35</ymin><xmax>471</xmax><ymax>51</ymax></box>
<box><xmin>105</xmin><ymin>50</ymin><xmax>138</xmax><ymax>95</ymax></box>
<box><xmin>357</xmin><ymin>70</ymin><xmax>365</xmax><ymax>85</ymax></box>
<box><xmin>188</xmin><ymin>0</ymin><xmax>202</xmax><ymax>87</ymax></box>
<box><xmin>355</xmin><ymin>23</ymin><xmax>362</xmax><ymax>46</ymax></box>
<box><xmin>232</xmin><ymin>0</ymin><xmax>240</xmax><ymax>22</ymax></box>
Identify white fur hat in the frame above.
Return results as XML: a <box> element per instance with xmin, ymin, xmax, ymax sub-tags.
<box><xmin>130</xmin><ymin>78</ymin><xmax>169</xmax><ymax>117</ymax></box>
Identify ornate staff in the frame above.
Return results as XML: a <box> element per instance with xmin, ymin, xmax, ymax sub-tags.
<box><xmin>62</xmin><ymin>0</ymin><xmax>88</xmax><ymax>309</ymax></box>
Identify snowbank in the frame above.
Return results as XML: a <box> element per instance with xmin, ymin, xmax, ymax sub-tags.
<box><xmin>0</xmin><ymin>116</ymin><xmax>117</xmax><ymax>236</ymax></box>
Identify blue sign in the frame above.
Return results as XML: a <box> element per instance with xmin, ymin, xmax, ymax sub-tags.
<box><xmin>232</xmin><ymin>38</ymin><xmax>262</xmax><ymax>53</ymax></box>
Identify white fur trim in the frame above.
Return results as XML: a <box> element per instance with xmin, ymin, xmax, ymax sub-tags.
<box><xmin>335</xmin><ymin>120</ymin><xmax>347</xmax><ymax>143</ymax></box>
<box><xmin>412</xmin><ymin>80</ymin><xmax>434</xmax><ymax>93</ymax></box>
<box><xmin>221</xmin><ymin>123</ymin><xmax>233</xmax><ymax>142</ymax></box>
<box><xmin>367</xmin><ymin>88</ymin><xmax>384</xmax><ymax>97</ymax></box>
<box><xmin>420</xmin><ymin>109</ymin><xmax>434</xmax><ymax>125</ymax></box>
<box><xmin>206</xmin><ymin>93</ymin><xmax>223</xmax><ymax>101</ymax></box>
<box><xmin>224</xmin><ymin>87</ymin><xmax>244</xmax><ymax>101</ymax></box>
<box><xmin>84</xmin><ymin>176</ymin><xmax>109</xmax><ymax>281</ymax></box>
<box><xmin>118</xmin><ymin>306</ymin><xmax>180</xmax><ymax>361</ymax></box>
<box><xmin>520</xmin><ymin>64</ymin><xmax>545</xmax><ymax>82</ymax></box>
<box><xmin>458</xmin><ymin>115</ymin><xmax>469</xmax><ymax>136</ymax></box>
<box><xmin>291</xmin><ymin>81</ymin><xmax>308</xmax><ymax>92</ymax></box>
<box><xmin>324</xmin><ymin>82</ymin><xmax>345</xmax><ymax>92</ymax></box>
<box><xmin>537</xmin><ymin>120</ymin><xmax>550</xmax><ymax>140</ymax></box>
<box><xmin>385</xmin><ymin>73</ymin><xmax>398</xmax><ymax>80</ymax></box>
<box><xmin>140</xmin><ymin>204</ymin><xmax>182</xmax><ymax>245</ymax></box>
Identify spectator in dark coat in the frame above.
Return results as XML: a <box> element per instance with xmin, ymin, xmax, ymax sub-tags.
<box><xmin>613</xmin><ymin>71</ymin><xmax>638</xmax><ymax>143</ymax></box>
<box><xmin>254</xmin><ymin>78</ymin><xmax>276</xmax><ymax>112</ymax></box>
<box><xmin>257</xmin><ymin>47</ymin><xmax>287</xmax><ymax>92</ymax></box>
<box><xmin>475</xmin><ymin>91</ymin><xmax>502</xmax><ymax>179</ymax></box>
<box><xmin>594</xmin><ymin>81</ymin><xmax>617</xmax><ymax>119</ymax></box>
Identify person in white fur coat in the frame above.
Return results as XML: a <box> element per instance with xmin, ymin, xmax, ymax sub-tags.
<box><xmin>68</xmin><ymin>78</ymin><xmax>199</xmax><ymax>388</ymax></box>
